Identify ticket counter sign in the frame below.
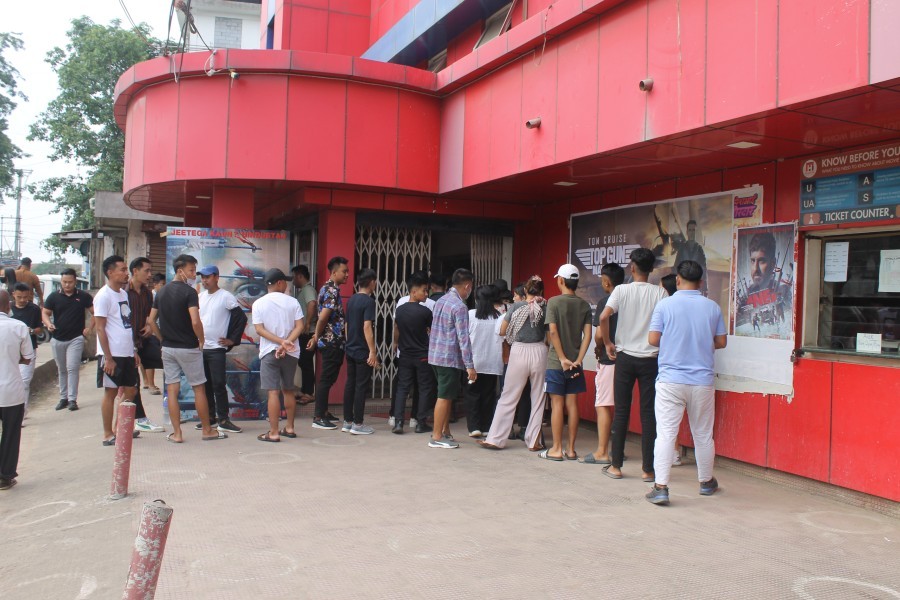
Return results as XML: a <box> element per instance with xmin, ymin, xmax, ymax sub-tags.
<box><xmin>801</xmin><ymin>142</ymin><xmax>900</xmax><ymax>226</ymax></box>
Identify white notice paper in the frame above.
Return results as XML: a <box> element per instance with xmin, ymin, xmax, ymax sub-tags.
<box><xmin>856</xmin><ymin>333</ymin><xmax>882</xmax><ymax>354</ymax></box>
<box><xmin>824</xmin><ymin>242</ymin><xmax>849</xmax><ymax>282</ymax></box>
<box><xmin>878</xmin><ymin>249</ymin><xmax>900</xmax><ymax>292</ymax></box>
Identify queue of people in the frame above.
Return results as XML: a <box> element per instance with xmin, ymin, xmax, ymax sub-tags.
<box><xmin>0</xmin><ymin>250</ymin><xmax>726</xmax><ymax>506</ymax></box>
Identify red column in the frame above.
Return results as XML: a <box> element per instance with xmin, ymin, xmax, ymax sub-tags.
<box><xmin>212</xmin><ymin>186</ymin><xmax>255</xmax><ymax>229</ymax></box>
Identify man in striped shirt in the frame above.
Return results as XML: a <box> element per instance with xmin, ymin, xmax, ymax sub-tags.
<box><xmin>427</xmin><ymin>268</ymin><xmax>477</xmax><ymax>449</ymax></box>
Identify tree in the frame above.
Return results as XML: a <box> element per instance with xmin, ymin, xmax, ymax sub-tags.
<box><xmin>0</xmin><ymin>32</ymin><xmax>25</xmax><ymax>196</ymax></box>
<box><xmin>28</xmin><ymin>17</ymin><xmax>160</xmax><ymax>253</ymax></box>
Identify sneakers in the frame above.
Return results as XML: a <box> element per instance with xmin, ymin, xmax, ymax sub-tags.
<box><xmin>645</xmin><ymin>485</ymin><xmax>670</xmax><ymax>505</ymax></box>
<box><xmin>312</xmin><ymin>417</ymin><xmax>337</xmax><ymax>430</ymax></box>
<box><xmin>195</xmin><ymin>420</ymin><xmax>218</xmax><ymax>431</ymax></box>
<box><xmin>325</xmin><ymin>412</ymin><xmax>338</xmax><ymax>421</ymax></box>
<box><xmin>350</xmin><ymin>423</ymin><xmax>374</xmax><ymax>435</ymax></box>
<box><xmin>0</xmin><ymin>478</ymin><xmax>16</xmax><ymax>490</ymax></box>
<box><xmin>68</xmin><ymin>401</ymin><xmax>79</xmax><ymax>411</ymax></box>
<box><xmin>409</xmin><ymin>418</ymin><xmax>418</xmax><ymax>428</ymax></box>
<box><xmin>428</xmin><ymin>438</ymin><xmax>459</xmax><ymax>449</ymax></box>
<box><xmin>415</xmin><ymin>421</ymin><xmax>432</xmax><ymax>434</ymax></box>
<box><xmin>699</xmin><ymin>477</ymin><xmax>719</xmax><ymax>496</ymax></box>
<box><xmin>392</xmin><ymin>420</ymin><xmax>403</xmax><ymax>434</ymax></box>
<box><xmin>468</xmin><ymin>430</ymin><xmax>483</xmax><ymax>438</ymax></box>
<box><xmin>388</xmin><ymin>416</ymin><xmax>395</xmax><ymax>427</ymax></box>
<box><xmin>341</xmin><ymin>421</ymin><xmax>353</xmax><ymax>433</ymax></box>
<box><xmin>55</xmin><ymin>399</ymin><xmax>69</xmax><ymax>411</ymax></box>
<box><xmin>134</xmin><ymin>418</ymin><xmax>164</xmax><ymax>433</ymax></box>
<box><xmin>217</xmin><ymin>419</ymin><xmax>242</xmax><ymax>434</ymax></box>
<box><xmin>673</xmin><ymin>455</ymin><xmax>683</xmax><ymax>467</ymax></box>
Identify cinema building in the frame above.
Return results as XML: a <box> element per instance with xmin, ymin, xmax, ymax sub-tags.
<box><xmin>115</xmin><ymin>0</ymin><xmax>899</xmax><ymax>502</ymax></box>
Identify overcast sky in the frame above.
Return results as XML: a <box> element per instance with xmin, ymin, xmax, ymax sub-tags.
<box><xmin>3</xmin><ymin>1</ymin><xmax>172</xmax><ymax>264</ymax></box>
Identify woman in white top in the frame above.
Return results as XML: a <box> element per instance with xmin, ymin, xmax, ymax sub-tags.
<box><xmin>465</xmin><ymin>285</ymin><xmax>504</xmax><ymax>437</ymax></box>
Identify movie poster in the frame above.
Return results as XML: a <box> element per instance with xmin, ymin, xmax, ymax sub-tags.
<box><xmin>570</xmin><ymin>186</ymin><xmax>763</xmax><ymax>320</ymax></box>
<box><xmin>731</xmin><ymin>223</ymin><xmax>798</xmax><ymax>341</ymax></box>
<box><xmin>164</xmin><ymin>227</ymin><xmax>291</xmax><ymax>420</ymax></box>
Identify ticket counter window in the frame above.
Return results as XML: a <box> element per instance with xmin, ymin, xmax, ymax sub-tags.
<box><xmin>808</xmin><ymin>231</ymin><xmax>900</xmax><ymax>356</ymax></box>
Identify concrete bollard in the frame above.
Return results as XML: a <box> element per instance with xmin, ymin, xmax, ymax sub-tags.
<box><xmin>123</xmin><ymin>500</ymin><xmax>173</xmax><ymax>600</ymax></box>
<box><xmin>110</xmin><ymin>401</ymin><xmax>136</xmax><ymax>500</ymax></box>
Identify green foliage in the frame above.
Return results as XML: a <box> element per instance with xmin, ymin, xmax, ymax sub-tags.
<box><xmin>0</xmin><ymin>32</ymin><xmax>25</xmax><ymax>195</ymax></box>
<box><xmin>28</xmin><ymin>17</ymin><xmax>160</xmax><ymax>250</ymax></box>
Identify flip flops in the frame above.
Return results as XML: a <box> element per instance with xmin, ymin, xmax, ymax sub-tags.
<box><xmin>278</xmin><ymin>428</ymin><xmax>298</xmax><ymax>438</ymax></box>
<box><xmin>477</xmin><ymin>440</ymin><xmax>502</xmax><ymax>450</ymax></box>
<box><xmin>642</xmin><ymin>475</ymin><xmax>655</xmax><ymax>483</ymax></box>
<box><xmin>564</xmin><ymin>450</ymin><xmax>578</xmax><ymax>461</ymax></box>
<box><xmin>602</xmin><ymin>465</ymin><xmax>623</xmax><ymax>479</ymax></box>
<box><xmin>538</xmin><ymin>449</ymin><xmax>564</xmax><ymax>462</ymax></box>
<box><xmin>581</xmin><ymin>453</ymin><xmax>611</xmax><ymax>465</ymax></box>
<box><xmin>202</xmin><ymin>431</ymin><xmax>228</xmax><ymax>441</ymax></box>
<box><xmin>257</xmin><ymin>432</ymin><xmax>280</xmax><ymax>443</ymax></box>
<box><xmin>165</xmin><ymin>433</ymin><xmax>183</xmax><ymax>444</ymax></box>
<box><xmin>102</xmin><ymin>436</ymin><xmax>116</xmax><ymax>446</ymax></box>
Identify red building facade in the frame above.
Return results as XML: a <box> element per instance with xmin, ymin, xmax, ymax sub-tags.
<box><xmin>115</xmin><ymin>0</ymin><xmax>900</xmax><ymax>501</ymax></box>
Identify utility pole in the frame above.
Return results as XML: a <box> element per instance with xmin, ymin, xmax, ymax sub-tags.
<box><xmin>14</xmin><ymin>169</ymin><xmax>31</xmax><ymax>260</ymax></box>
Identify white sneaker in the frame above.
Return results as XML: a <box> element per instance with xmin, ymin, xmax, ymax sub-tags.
<box><xmin>135</xmin><ymin>418</ymin><xmax>164</xmax><ymax>433</ymax></box>
<box><xmin>673</xmin><ymin>455</ymin><xmax>682</xmax><ymax>467</ymax></box>
<box><xmin>468</xmin><ymin>430</ymin><xmax>483</xmax><ymax>438</ymax></box>
<box><xmin>388</xmin><ymin>416</ymin><xmax>395</xmax><ymax>427</ymax></box>
<box><xmin>410</xmin><ymin>418</ymin><xmax>418</xmax><ymax>428</ymax></box>
<box><xmin>350</xmin><ymin>423</ymin><xmax>375</xmax><ymax>435</ymax></box>
<box><xmin>341</xmin><ymin>421</ymin><xmax>353</xmax><ymax>433</ymax></box>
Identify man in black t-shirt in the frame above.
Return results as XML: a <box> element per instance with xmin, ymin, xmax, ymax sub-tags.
<box><xmin>42</xmin><ymin>268</ymin><xmax>94</xmax><ymax>411</ymax></box>
<box><xmin>585</xmin><ymin>262</ymin><xmax>625</xmax><ymax>465</ymax></box>
<box><xmin>11</xmin><ymin>283</ymin><xmax>43</xmax><ymax>411</ymax></box>
<box><xmin>148</xmin><ymin>254</ymin><xmax>222</xmax><ymax>443</ymax></box>
<box><xmin>341</xmin><ymin>269</ymin><xmax>379</xmax><ymax>435</ymax></box>
<box><xmin>391</xmin><ymin>273</ymin><xmax>436</xmax><ymax>434</ymax></box>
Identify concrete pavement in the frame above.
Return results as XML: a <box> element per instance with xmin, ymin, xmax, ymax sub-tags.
<box><xmin>2</xmin><ymin>364</ymin><xmax>899</xmax><ymax>599</ymax></box>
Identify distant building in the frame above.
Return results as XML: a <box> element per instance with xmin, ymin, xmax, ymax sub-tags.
<box><xmin>179</xmin><ymin>0</ymin><xmax>262</xmax><ymax>51</ymax></box>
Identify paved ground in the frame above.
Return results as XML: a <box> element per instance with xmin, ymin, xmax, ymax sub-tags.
<box><xmin>2</xmin><ymin>365</ymin><xmax>899</xmax><ymax>600</ymax></box>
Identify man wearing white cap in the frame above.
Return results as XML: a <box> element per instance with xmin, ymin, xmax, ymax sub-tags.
<box><xmin>538</xmin><ymin>264</ymin><xmax>592</xmax><ymax>462</ymax></box>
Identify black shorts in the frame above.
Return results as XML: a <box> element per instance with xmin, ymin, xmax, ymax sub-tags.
<box><xmin>97</xmin><ymin>356</ymin><xmax>139</xmax><ymax>389</ymax></box>
<box><xmin>137</xmin><ymin>336</ymin><xmax>164</xmax><ymax>370</ymax></box>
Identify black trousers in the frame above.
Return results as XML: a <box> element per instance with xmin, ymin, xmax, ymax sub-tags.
<box><xmin>314</xmin><ymin>345</ymin><xmax>344</xmax><ymax>418</ymax></box>
<box><xmin>610</xmin><ymin>352</ymin><xmax>659</xmax><ymax>473</ymax></box>
<box><xmin>465</xmin><ymin>373</ymin><xmax>498</xmax><ymax>433</ymax></box>
<box><xmin>297</xmin><ymin>333</ymin><xmax>315</xmax><ymax>395</ymax></box>
<box><xmin>0</xmin><ymin>403</ymin><xmax>25</xmax><ymax>480</ymax></box>
<box><xmin>342</xmin><ymin>355</ymin><xmax>373</xmax><ymax>424</ymax></box>
<box><xmin>393</xmin><ymin>355</ymin><xmax>435</xmax><ymax>423</ymax></box>
<box><xmin>132</xmin><ymin>388</ymin><xmax>147</xmax><ymax>419</ymax></box>
<box><xmin>203</xmin><ymin>348</ymin><xmax>229</xmax><ymax>420</ymax></box>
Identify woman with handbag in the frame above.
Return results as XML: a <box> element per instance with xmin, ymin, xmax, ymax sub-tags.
<box><xmin>478</xmin><ymin>276</ymin><xmax>548</xmax><ymax>451</ymax></box>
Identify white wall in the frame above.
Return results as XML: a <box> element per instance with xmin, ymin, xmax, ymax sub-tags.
<box><xmin>188</xmin><ymin>2</ymin><xmax>261</xmax><ymax>50</ymax></box>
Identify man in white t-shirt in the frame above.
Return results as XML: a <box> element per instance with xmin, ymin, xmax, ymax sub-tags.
<box><xmin>94</xmin><ymin>255</ymin><xmax>141</xmax><ymax>447</ymax></box>
<box><xmin>252</xmin><ymin>268</ymin><xmax>306</xmax><ymax>442</ymax></box>
<box><xmin>199</xmin><ymin>265</ymin><xmax>243</xmax><ymax>434</ymax></box>
<box><xmin>0</xmin><ymin>289</ymin><xmax>34</xmax><ymax>490</ymax></box>
<box><xmin>598</xmin><ymin>247</ymin><xmax>668</xmax><ymax>480</ymax></box>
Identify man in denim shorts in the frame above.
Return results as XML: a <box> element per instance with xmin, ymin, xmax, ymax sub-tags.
<box><xmin>149</xmin><ymin>254</ymin><xmax>224</xmax><ymax>443</ymax></box>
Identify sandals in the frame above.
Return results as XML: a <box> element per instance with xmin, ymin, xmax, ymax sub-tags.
<box><xmin>538</xmin><ymin>449</ymin><xmax>564</xmax><ymax>462</ymax></box>
<box><xmin>477</xmin><ymin>440</ymin><xmax>502</xmax><ymax>450</ymax></box>
<box><xmin>580</xmin><ymin>453</ymin><xmax>611</xmax><ymax>465</ymax></box>
<box><xmin>202</xmin><ymin>431</ymin><xmax>228</xmax><ymax>441</ymax></box>
<box><xmin>278</xmin><ymin>428</ymin><xmax>297</xmax><ymax>438</ymax></box>
<box><xmin>564</xmin><ymin>450</ymin><xmax>578</xmax><ymax>461</ymax></box>
<box><xmin>602</xmin><ymin>465</ymin><xmax>623</xmax><ymax>479</ymax></box>
<box><xmin>102</xmin><ymin>436</ymin><xmax>116</xmax><ymax>446</ymax></box>
<box><xmin>257</xmin><ymin>432</ymin><xmax>280</xmax><ymax>443</ymax></box>
<box><xmin>149</xmin><ymin>386</ymin><xmax>162</xmax><ymax>396</ymax></box>
<box><xmin>166</xmin><ymin>433</ymin><xmax>183</xmax><ymax>444</ymax></box>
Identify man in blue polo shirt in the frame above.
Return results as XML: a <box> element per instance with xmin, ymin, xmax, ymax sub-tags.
<box><xmin>645</xmin><ymin>260</ymin><xmax>727</xmax><ymax>506</ymax></box>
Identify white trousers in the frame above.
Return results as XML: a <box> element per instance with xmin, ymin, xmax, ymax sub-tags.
<box><xmin>19</xmin><ymin>360</ymin><xmax>35</xmax><ymax>410</ymax></box>
<box><xmin>653</xmin><ymin>381</ymin><xmax>715</xmax><ymax>486</ymax></box>
<box><xmin>484</xmin><ymin>342</ymin><xmax>548</xmax><ymax>448</ymax></box>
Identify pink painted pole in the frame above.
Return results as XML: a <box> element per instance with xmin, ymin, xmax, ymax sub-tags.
<box><xmin>110</xmin><ymin>401</ymin><xmax>136</xmax><ymax>500</ymax></box>
<box><xmin>123</xmin><ymin>500</ymin><xmax>173</xmax><ymax>599</ymax></box>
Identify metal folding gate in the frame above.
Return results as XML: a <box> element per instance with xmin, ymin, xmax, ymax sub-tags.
<box><xmin>471</xmin><ymin>234</ymin><xmax>504</xmax><ymax>285</ymax></box>
<box><xmin>355</xmin><ymin>225</ymin><xmax>431</xmax><ymax>398</ymax></box>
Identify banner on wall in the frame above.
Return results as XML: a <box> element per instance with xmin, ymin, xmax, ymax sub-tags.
<box><xmin>572</xmin><ymin>186</ymin><xmax>763</xmax><ymax>373</ymax></box>
<box><xmin>165</xmin><ymin>227</ymin><xmax>291</xmax><ymax>420</ymax></box>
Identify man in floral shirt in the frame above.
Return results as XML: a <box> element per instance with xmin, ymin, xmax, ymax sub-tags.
<box><xmin>308</xmin><ymin>256</ymin><xmax>350</xmax><ymax>429</ymax></box>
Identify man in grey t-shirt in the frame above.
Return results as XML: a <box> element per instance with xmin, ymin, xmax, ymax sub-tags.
<box><xmin>291</xmin><ymin>265</ymin><xmax>316</xmax><ymax>404</ymax></box>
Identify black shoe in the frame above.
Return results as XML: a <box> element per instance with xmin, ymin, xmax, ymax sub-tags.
<box><xmin>217</xmin><ymin>419</ymin><xmax>242</xmax><ymax>433</ymax></box>
<box><xmin>415</xmin><ymin>421</ymin><xmax>432</xmax><ymax>434</ymax></box>
<box><xmin>55</xmin><ymin>399</ymin><xmax>69</xmax><ymax>411</ymax></box>
<box><xmin>194</xmin><ymin>419</ymin><xmax>218</xmax><ymax>431</ymax></box>
<box><xmin>324</xmin><ymin>412</ymin><xmax>338</xmax><ymax>421</ymax></box>
<box><xmin>312</xmin><ymin>418</ymin><xmax>337</xmax><ymax>430</ymax></box>
<box><xmin>68</xmin><ymin>401</ymin><xmax>79</xmax><ymax>411</ymax></box>
<box><xmin>699</xmin><ymin>477</ymin><xmax>719</xmax><ymax>496</ymax></box>
<box><xmin>508</xmin><ymin>429</ymin><xmax>517</xmax><ymax>440</ymax></box>
<box><xmin>0</xmin><ymin>478</ymin><xmax>17</xmax><ymax>490</ymax></box>
<box><xmin>392</xmin><ymin>421</ymin><xmax>404</xmax><ymax>434</ymax></box>
<box><xmin>516</xmin><ymin>428</ymin><xmax>527</xmax><ymax>441</ymax></box>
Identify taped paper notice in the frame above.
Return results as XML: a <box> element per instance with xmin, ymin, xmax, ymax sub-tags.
<box><xmin>856</xmin><ymin>333</ymin><xmax>882</xmax><ymax>354</ymax></box>
<box><xmin>878</xmin><ymin>249</ymin><xmax>900</xmax><ymax>293</ymax></box>
<box><xmin>824</xmin><ymin>242</ymin><xmax>849</xmax><ymax>283</ymax></box>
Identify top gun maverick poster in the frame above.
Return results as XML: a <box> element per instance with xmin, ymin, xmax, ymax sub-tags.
<box><xmin>165</xmin><ymin>227</ymin><xmax>291</xmax><ymax>420</ymax></box>
<box><xmin>570</xmin><ymin>186</ymin><xmax>763</xmax><ymax>320</ymax></box>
